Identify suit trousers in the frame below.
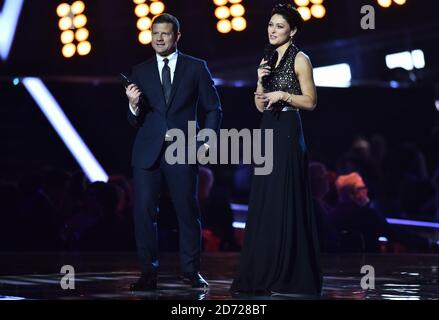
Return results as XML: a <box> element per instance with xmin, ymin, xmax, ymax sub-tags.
<box><xmin>132</xmin><ymin>141</ymin><xmax>201</xmax><ymax>273</ymax></box>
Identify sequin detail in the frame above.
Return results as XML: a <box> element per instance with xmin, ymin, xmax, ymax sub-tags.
<box><xmin>262</xmin><ymin>43</ymin><xmax>302</xmax><ymax>112</ymax></box>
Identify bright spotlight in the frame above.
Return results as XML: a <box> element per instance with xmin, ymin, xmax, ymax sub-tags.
<box><xmin>217</xmin><ymin>19</ymin><xmax>232</xmax><ymax>33</ymax></box>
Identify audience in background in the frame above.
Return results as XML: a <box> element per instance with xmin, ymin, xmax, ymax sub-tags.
<box><xmin>1</xmin><ymin>132</ymin><xmax>438</xmax><ymax>254</ymax></box>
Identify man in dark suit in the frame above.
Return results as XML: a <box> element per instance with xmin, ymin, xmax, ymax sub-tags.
<box><xmin>125</xmin><ymin>13</ymin><xmax>222</xmax><ymax>290</ymax></box>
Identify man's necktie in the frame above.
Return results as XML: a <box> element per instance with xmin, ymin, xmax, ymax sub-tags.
<box><xmin>162</xmin><ymin>58</ymin><xmax>172</xmax><ymax>105</ymax></box>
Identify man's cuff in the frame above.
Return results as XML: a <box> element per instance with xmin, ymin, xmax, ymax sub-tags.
<box><xmin>129</xmin><ymin>103</ymin><xmax>140</xmax><ymax>116</ymax></box>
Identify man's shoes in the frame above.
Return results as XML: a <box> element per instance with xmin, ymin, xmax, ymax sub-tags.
<box><xmin>130</xmin><ymin>271</ymin><xmax>157</xmax><ymax>291</ymax></box>
<box><xmin>181</xmin><ymin>272</ymin><xmax>209</xmax><ymax>288</ymax></box>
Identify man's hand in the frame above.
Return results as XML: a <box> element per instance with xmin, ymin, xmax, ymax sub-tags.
<box><xmin>126</xmin><ymin>83</ymin><xmax>142</xmax><ymax>107</ymax></box>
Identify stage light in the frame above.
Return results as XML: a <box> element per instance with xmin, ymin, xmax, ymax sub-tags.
<box><xmin>22</xmin><ymin>78</ymin><xmax>109</xmax><ymax>183</ymax></box>
<box><xmin>393</xmin><ymin>0</ymin><xmax>407</xmax><ymax>4</ymax></box>
<box><xmin>61</xmin><ymin>30</ymin><xmax>75</xmax><ymax>44</ymax></box>
<box><xmin>135</xmin><ymin>3</ymin><xmax>149</xmax><ymax>17</ymax></box>
<box><xmin>295</xmin><ymin>0</ymin><xmax>326</xmax><ymax>21</ymax></box>
<box><xmin>57</xmin><ymin>3</ymin><xmax>71</xmax><ymax>17</ymax></box>
<box><xmin>217</xmin><ymin>19</ymin><xmax>232</xmax><ymax>33</ymax></box>
<box><xmin>59</xmin><ymin>17</ymin><xmax>73</xmax><ymax>31</ymax></box>
<box><xmin>215</xmin><ymin>6</ymin><xmax>230</xmax><ymax>20</ymax></box>
<box><xmin>411</xmin><ymin>50</ymin><xmax>425</xmax><ymax>69</ymax></box>
<box><xmin>137</xmin><ymin>17</ymin><xmax>152</xmax><ymax>31</ymax></box>
<box><xmin>313</xmin><ymin>63</ymin><xmax>352</xmax><ymax>88</ymax></box>
<box><xmin>297</xmin><ymin>7</ymin><xmax>311</xmax><ymax>21</ymax></box>
<box><xmin>214</xmin><ymin>0</ymin><xmax>246</xmax><ymax>33</ymax></box>
<box><xmin>230</xmin><ymin>4</ymin><xmax>245</xmax><ymax>17</ymax></box>
<box><xmin>73</xmin><ymin>14</ymin><xmax>87</xmax><ymax>28</ymax></box>
<box><xmin>310</xmin><ymin>4</ymin><xmax>326</xmax><ymax>18</ymax></box>
<box><xmin>70</xmin><ymin>1</ymin><xmax>85</xmax><ymax>15</ymax></box>
<box><xmin>134</xmin><ymin>1</ymin><xmax>166</xmax><ymax>46</ymax></box>
<box><xmin>295</xmin><ymin>0</ymin><xmax>309</xmax><ymax>6</ymax></box>
<box><xmin>57</xmin><ymin>2</ymin><xmax>91</xmax><ymax>58</ymax></box>
<box><xmin>75</xmin><ymin>28</ymin><xmax>89</xmax><ymax>42</ymax></box>
<box><xmin>377</xmin><ymin>0</ymin><xmax>392</xmax><ymax>7</ymax></box>
<box><xmin>0</xmin><ymin>0</ymin><xmax>24</xmax><ymax>61</ymax></box>
<box><xmin>139</xmin><ymin>29</ymin><xmax>152</xmax><ymax>44</ymax></box>
<box><xmin>62</xmin><ymin>43</ymin><xmax>76</xmax><ymax>58</ymax></box>
<box><xmin>214</xmin><ymin>0</ymin><xmax>228</xmax><ymax>5</ymax></box>
<box><xmin>385</xmin><ymin>49</ymin><xmax>425</xmax><ymax>71</ymax></box>
<box><xmin>77</xmin><ymin>41</ymin><xmax>91</xmax><ymax>55</ymax></box>
<box><xmin>150</xmin><ymin>1</ymin><xmax>165</xmax><ymax>15</ymax></box>
<box><xmin>231</xmin><ymin>17</ymin><xmax>246</xmax><ymax>32</ymax></box>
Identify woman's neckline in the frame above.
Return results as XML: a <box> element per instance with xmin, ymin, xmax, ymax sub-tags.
<box><xmin>274</xmin><ymin>42</ymin><xmax>293</xmax><ymax>69</ymax></box>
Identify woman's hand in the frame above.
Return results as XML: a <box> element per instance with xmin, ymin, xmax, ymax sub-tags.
<box><xmin>257</xmin><ymin>58</ymin><xmax>271</xmax><ymax>83</ymax></box>
<box><xmin>262</xmin><ymin>91</ymin><xmax>285</xmax><ymax>109</ymax></box>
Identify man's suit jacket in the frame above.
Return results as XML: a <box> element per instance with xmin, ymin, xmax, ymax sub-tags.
<box><xmin>128</xmin><ymin>52</ymin><xmax>222</xmax><ymax>169</ymax></box>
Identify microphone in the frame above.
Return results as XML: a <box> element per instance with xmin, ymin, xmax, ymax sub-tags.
<box><xmin>259</xmin><ymin>45</ymin><xmax>277</xmax><ymax>85</ymax></box>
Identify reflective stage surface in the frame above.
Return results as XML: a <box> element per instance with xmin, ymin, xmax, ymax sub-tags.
<box><xmin>0</xmin><ymin>253</ymin><xmax>438</xmax><ymax>300</ymax></box>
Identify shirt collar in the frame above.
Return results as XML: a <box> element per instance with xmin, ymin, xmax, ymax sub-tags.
<box><xmin>156</xmin><ymin>50</ymin><xmax>178</xmax><ymax>63</ymax></box>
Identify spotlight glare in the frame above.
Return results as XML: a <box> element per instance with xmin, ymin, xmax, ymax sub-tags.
<box><xmin>75</xmin><ymin>28</ymin><xmax>89</xmax><ymax>42</ymax></box>
<box><xmin>139</xmin><ymin>30</ymin><xmax>152</xmax><ymax>44</ymax></box>
<box><xmin>310</xmin><ymin>0</ymin><xmax>323</xmax><ymax>4</ymax></box>
<box><xmin>228</xmin><ymin>0</ymin><xmax>242</xmax><ymax>4</ymax></box>
<box><xmin>62</xmin><ymin>43</ymin><xmax>76</xmax><ymax>58</ymax></box>
<box><xmin>230</xmin><ymin>4</ymin><xmax>245</xmax><ymax>17</ymax></box>
<box><xmin>22</xmin><ymin>77</ymin><xmax>109</xmax><ymax>183</ymax></box>
<box><xmin>56</xmin><ymin>3</ymin><xmax>71</xmax><ymax>17</ymax></box>
<box><xmin>411</xmin><ymin>49</ymin><xmax>425</xmax><ymax>69</ymax></box>
<box><xmin>297</xmin><ymin>7</ymin><xmax>312</xmax><ymax>21</ymax></box>
<box><xmin>231</xmin><ymin>17</ymin><xmax>246</xmax><ymax>31</ymax></box>
<box><xmin>59</xmin><ymin>17</ymin><xmax>73</xmax><ymax>31</ymax></box>
<box><xmin>310</xmin><ymin>4</ymin><xmax>326</xmax><ymax>18</ymax></box>
<box><xmin>137</xmin><ymin>17</ymin><xmax>152</xmax><ymax>31</ymax></box>
<box><xmin>61</xmin><ymin>30</ymin><xmax>75</xmax><ymax>44</ymax></box>
<box><xmin>133</xmin><ymin>0</ymin><xmax>146</xmax><ymax>4</ymax></box>
<box><xmin>217</xmin><ymin>19</ymin><xmax>232</xmax><ymax>33</ymax></box>
<box><xmin>295</xmin><ymin>0</ymin><xmax>310</xmax><ymax>6</ymax></box>
<box><xmin>386</xmin><ymin>51</ymin><xmax>413</xmax><ymax>70</ymax></box>
<box><xmin>73</xmin><ymin>14</ymin><xmax>87</xmax><ymax>28</ymax></box>
<box><xmin>213</xmin><ymin>0</ymin><xmax>228</xmax><ymax>5</ymax></box>
<box><xmin>215</xmin><ymin>6</ymin><xmax>230</xmax><ymax>19</ymax></box>
<box><xmin>377</xmin><ymin>0</ymin><xmax>392</xmax><ymax>7</ymax></box>
<box><xmin>313</xmin><ymin>63</ymin><xmax>352</xmax><ymax>88</ymax></box>
<box><xmin>393</xmin><ymin>0</ymin><xmax>406</xmax><ymax>4</ymax></box>
<box><xmin>71</xmin><ymin>1</ymin><xmax>85</xmax><ymax>15</ymax></box>
<box><xmin>77</xmin><ymin>41</ymin><xmax>91</xmax><ymax>55</ymax></box>
<box><xmin>150</xmin><ymin>1</ymin><xmax>165</xmax><ymax>15</ymax></box>
<box><xmin>135</xmin><ymin>4</ymin><xmax>149</xmax><ymax>17</ymax></box>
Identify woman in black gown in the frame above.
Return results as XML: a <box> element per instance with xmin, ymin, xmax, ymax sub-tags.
<box><xmin>231</xmin><ymin>3</ymin><xmax>322</xmax><ymax>297</ymax></box>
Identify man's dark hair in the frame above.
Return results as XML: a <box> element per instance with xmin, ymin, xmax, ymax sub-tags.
<box><xmin>152</xmin><ymin>13</ymin><xmax>180</xmax><ymax>34</ymax></box>
<box><xmin>271</xmin><ymin>3</ymin><xmax>303</xmax><ymax>34</ymax></box>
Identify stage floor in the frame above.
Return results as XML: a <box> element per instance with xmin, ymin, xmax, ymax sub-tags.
<box><xmin>0</xmin><ymin>252</ymin><xmax>438</xmax><ymax>300</ymax></box>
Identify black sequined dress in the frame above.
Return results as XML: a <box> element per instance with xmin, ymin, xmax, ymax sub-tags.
<box><xmin>231</xmin><ymin>44</ymin><xmax>322</xmax><ymax>296</ymax></box>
